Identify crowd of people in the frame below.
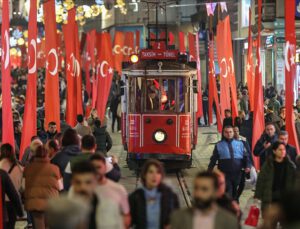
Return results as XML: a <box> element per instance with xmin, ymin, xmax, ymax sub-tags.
<box><xmin>1</xmin><ymin>67</ymin><xmax>300</xmax><ymax>229</ymax></box>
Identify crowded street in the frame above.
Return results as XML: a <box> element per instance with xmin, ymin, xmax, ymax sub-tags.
<box><xmin>1</xmin><ymin>0</ymin><xmax>300</xmax><ymax>229</ymax></box>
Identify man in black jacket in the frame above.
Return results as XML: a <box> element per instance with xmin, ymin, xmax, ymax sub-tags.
<box><xmin>93</xmin><ymin>119</ymin><xmax>112</xmax><ymax>155</ymax></box>
<box><xmin>278</xmin><ymin>131</ymin><xmax>297</xmax><ymax>165</ymax></box>
<box><xmin>0</xmin><ymin>169</ymin><xmax>23</xmax><ymax>229</ymax></box>
<box><xmin>253</xmin><ymin>123</ymin><xmax>278</xmax><ymax>167</ymax></box>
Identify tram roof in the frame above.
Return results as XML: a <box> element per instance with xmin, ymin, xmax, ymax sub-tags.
<box><xmin>122</xmin><ymin>60</ymin><xmax>197</xmax><ymax>77</ymax></box>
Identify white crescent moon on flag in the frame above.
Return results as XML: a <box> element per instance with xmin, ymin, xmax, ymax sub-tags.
<box><xmin>285</xmin><ymin>41</ymin><xmax>290</xmax><ymax>72</ymax></box>
<box><xmin>220</xmin><ymin>58</ymin><xmax>228</xmax><ymax>78</ymax></box>
<box><xmin>48</xmin><ymin>48</ymin><xmax>58</xmax><ymax>76</ymax></box>
<box><xmin>3</xmin><ymin>30</ymin><xmax>9</xmax><ymax>69</ymax></box>
<box><xmin>229</xmin><ymin>57</ymin><xmax>234</xmax><ymax>74</ymax></box>
<box><xmin>28</xmin><ymin>39</ymin><xmax>37</xmax><ymax>74</ymax></box>
<box><xmin>100</xmin><ymin>61</ymin><xmax>109</xmax><ymax>77</ymax></box>
<box><xmin>113</xmin><ymin>45</ymin><xmax>121</xmax><ymax>55</ymax></box>
<box><xmin>74</xmin><ymin>58</ymin><xmax>80</xmax><ymax>77</ymax></box>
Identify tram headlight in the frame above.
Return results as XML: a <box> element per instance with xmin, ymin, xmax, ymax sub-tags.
<box><xmin>153</xmin><ymin>130</ymin><xmax>167</xmax><ymax>143</ymax></box>
<box><xmin>130</xmin><ymin>54</ymin><xmax>139</xmax><ymax>63</ymax></box>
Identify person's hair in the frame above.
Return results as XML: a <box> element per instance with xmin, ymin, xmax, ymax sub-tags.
<box><xmin>94</xmin><ymin>119</ymin><xmax>101</xmax><ymax>128</ymax></box>
<box><xmin>72</xmin><ymin>160</ymin><xmax>97</xmax><ymax>177</ymax></box>
<box><xmin>47</xmin><ymin>139</ymin><xmax>59</xmax><ymax>152</ymax></box>
<box><xmin>48</xmin><ymin>121</ymin><xmax>56</xmax><ymax>126</ymax></box>
<box><xmin>81</xmin><ymin>135</ymin><xmax>96</xmax><ymax>150</ymax></box>
<box><xmin>265</xmin><ymin>122</ymin><xmax>275</xmax><ymax>129</ymax></box>
<box><xmin>233</xmin><ymin>125</ymin><xmax>239</xmax><ymax>130</ymax></box>
<box><xmin>280</xmin><ymin>106</ymin><xmax>286</xmax><ymax>112</ymax></box>
<box><xmin>223</xmin><ymin>125</ymin><xmax>233</xmax><ymax>130</ymax></box>
<box><xmin>30</xmin><ymin>139</ymin><xmax>43</xmax><ymax>154</ymax></box>
<box><xmin>195</xmin><ymin>171</ymin><xmax>219</xmax><ymax>190</ymax></box>
<box><xmin>224</xmin><ymin>109</ymin><xmax>231</xmax><ymax>113</ymax></box>
<box><xmin>62</xmin><ymin>128</ymin><xmax>80</xmax><ymax>147</ymax></box>
<box><xmin>279</xmin><ymin>131</ymin><xmax>288</xmax><ymax>137</ymax></box>
<box><xmin>46</xmin><ymin>196</ymin><xmax>91</xmax><ymax>229</ymax></box>
<box><xmin>89</xmin><ymin>153</ymin><xmax>106</xmax><ymax>164</ymax></box>
<box><xmin>77</xmin><ymin>114</ymin><xmax>84</xmax><ymax>123</ymax></box>
<box><xmin>31</xmin><ymin>136</ymin><xmax>39</xmax><ymax>142</ymax></box>
<box><xmin>272</xmin><ymin>141</ymin><xmax>285</xmax><ymax>152</ymax></box>
<box><xmin>35</xmin><ymin>145</ymin><xmax>48</xmax><ymax>158</ymax></box>
<box><xmin>13</xmin><ymin>121</ymin><xmax>21</xmax><ymax>129</ymax></box>
<box><xmin>0</xmin><ymin>143</ymin><xmax>16</xmax><ymax>163</ymax></box>
<box><xmin>140</xmin><ymin>159</ymin><xmax>165</xmax><ymax>186</ymax></box>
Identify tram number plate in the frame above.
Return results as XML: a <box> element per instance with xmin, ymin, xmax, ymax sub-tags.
<box><xmin>140</xmin><ymin>49</ymin><xmax>178</xmax><ymax>60</ymax></box>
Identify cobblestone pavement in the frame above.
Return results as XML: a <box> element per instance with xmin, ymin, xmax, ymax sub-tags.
<box><xmin>16</xmin><ymin>125</ymin><xmax>253</xmax><ymax>228</ymax></box>
<box><xmin>109</xmin><ymin>125</ymin><xmax>253</xmax><ymax>210</ymax></box>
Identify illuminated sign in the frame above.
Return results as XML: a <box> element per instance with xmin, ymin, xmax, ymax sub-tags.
<box><xmin>140</xmin><ymin>49</ymin><xmax>178</xmax><ymax>60</ymax></box>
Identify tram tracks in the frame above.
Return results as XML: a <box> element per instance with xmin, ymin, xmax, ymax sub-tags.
<box><xmin>176</xmin><ymin>170</ymin><xmax>193</xmax><ymax>208</ymax></box>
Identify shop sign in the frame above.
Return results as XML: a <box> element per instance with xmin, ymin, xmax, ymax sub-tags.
<box><xmin>140</xmin><ymin>49</ymin><xmax>178</xmax><ymax>60</ymax></box>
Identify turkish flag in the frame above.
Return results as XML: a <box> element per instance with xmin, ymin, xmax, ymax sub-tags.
<box><xmin>225</xmin><ymin>17</ymin><xmax>238</xmax><ymax>120</ymax></box>
<box><xmin>37</xmin><ymin>39</ymin><xmax>46</xmax><ymax>68</ymax></box>
<box><xmin>168</xmin><ymin>32</ymin><xmax>175</xmax><ymax>46</ymax></box>
<box><xmin>195</xmin><ymin>33</ymin><xmax>203</xmax><ymax>118</ymax></box>
<box><xmin>19</xmin><ymin>0</ymin><xmax>37</xmax><ymax>159</ymax></box>
<box><xmin>285</xmin><ymin>0</ymin><xmax>300</xmax><ymax>152</ymax></box>
<box><xmin>124</xmin><ymin>32</ymin><xmax>135</xmax><ymax>61</ymax></box>
<box><xmin>85</xmin><ymin>30</ymin><xmax>96</xmax><ymax>97</ymax></box>
<box><xmin>208</xmin><ymin>38</ymin><xmax>222</xmax><ymax>132</ymax></box>
<box><xmin>216</xmin><ymin>16</ymin><xmax>234</xmax><ymax>120</ymax></box>
<box><xmin>96</xmin><ymin>32</ymin><xmax>114</xmax><ymax>122</ymax></box>
<box><xmin>188</xmin><ymin>33</ymin><xmax>196</xmax><ymax>61</ymax></box>
<box><xmin>178</xmin><ymin>32</ymin><xmax>186</xmax><ymax>54</ymax></box>
<box><xmin>246</xmin><ymin>8</ymin><xmax>255</xmax><ymax>111</ymax></box>
<box><xmin>252</xmin><ymin>0</ymin><xmax>264</xmax><ymax>169</ymax></box>
<box><xmin>63</xmin><ymin>8</ymin><xmax>83</xmax><ymax>126</ymax></box>
<box><xmin>1</xmin><ymin>0</ymin><xmax>15</xmax><ymax>147</ymax></box>
<box><xmin>113</xmin><ymin>31</ymin><xmax>125</xmax><ymax>74</ymax></box>
<box><xmin>44</xmin><ymin>0</ymin><xmax>61</xmax><ymax>131</ymax></box>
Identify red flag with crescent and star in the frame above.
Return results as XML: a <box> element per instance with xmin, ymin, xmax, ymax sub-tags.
<box><xmin>74</xmin><ymin>24</ymin><xmax>83</xmax><ymax>116</ymax></box>
<box><xmin>216</xmin><ymin>17</ymin><xmax>232</xmax><ymax>120</ymax></box>
<box><xmin>113</xmin><ymin>31</ymin><xmax>125</xmax><ymax>75</ymax></box>
<box><xmin>285</xmin><ymin>0</ymin><xmax>300</xmax><ymax>152</ymax></box>
<box><xmin>1</xmin><ymin>0</ymin><xmax>15</xmax><ymax>147</ymax></box>
<box><xmin>63</xmin><ymin>8</ymin><xmax>77</xmax><ymax>127</ymax></box>
<box><xmin>20</xmin><ymin>0</ymin><xmax>37</xmax><ymax>159</ymax></box>
<box><xmin>123</xmin><ymin>32</ymin><xmax>135</xmax><ymax>61</ymax></box>
<box><xmin>208</xmin><ymin>38</ymin><xmax>222</xmax><ymax>132</ymax></box>
<box><xmin>44</xmin><ymin>0</ymin><xmax>61</xmax><ymax>131</ymax></box>
<box><xmin>246</xmin><ymin>7</ymin><xmax>255</xmax><ymax>111</ymax></box>
<box><xmin>96</xmin><ymin>32</ymin><xmax>114</xmax><ymax>122</ymax></box>
<box><xmin>252</xmin><ymin>0</ymin><xmax>265</xmax><ymax>169</ymax></box>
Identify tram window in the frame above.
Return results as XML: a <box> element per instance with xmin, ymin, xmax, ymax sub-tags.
<box><xmin>128</xmin><ymin>78</ymin><xmax>142</xmax><ymax>113</ymax></box>
<box><xmin>161</xmin><ymin>79</ymin><xmax>176</xmax><ymax>111</ymax></box>
<box><xmin>179</xmin><ymin>78</ymin><xmax>190</xmax><ymax>113</ymax></box>
<box><xmin>146</xmin><ymin>79</ymin><xmax>160</xmax><ymax>111</ymax></box>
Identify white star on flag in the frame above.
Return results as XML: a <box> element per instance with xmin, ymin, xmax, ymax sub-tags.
<box><xmin>290</xmin><ymin>54</ymin><xmax>295</xmax><ymax>66</ymax></box>
<box><xmin>247</xmin><ymin>62</ymin><xmax>251</xmax><ymax>71</ymax></box>
<box><xmin>108</xmin><ymin>67</ymin><xmax>113</xmax><ymax>74</ymax></box>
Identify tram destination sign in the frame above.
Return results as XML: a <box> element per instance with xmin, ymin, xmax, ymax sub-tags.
<box><xmin>140</xmin><ymin>49</ymin><xmax>178</xmax><ymax>60</ymax></box>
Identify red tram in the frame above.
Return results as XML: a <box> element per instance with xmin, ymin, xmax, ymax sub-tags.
<box><xmin>121</xmin><ymin>49</ymin><xmax>199</xmax><ymax>169</ymax></box>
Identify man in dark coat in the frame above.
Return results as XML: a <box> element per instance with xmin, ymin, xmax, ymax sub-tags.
<box><xmin>93</xmin><ymin>119</ymin><xmax>112</xmax><ymax>155</ymax></box>
<box><xmin>278</xmin><ymin>131</ymin><xmax>298</xmax><ymax>165</ymax></box>
<box><xmin>253</xmin><ymin>122</ymin><xmax>278</xmax><ymax>167</ymax></box>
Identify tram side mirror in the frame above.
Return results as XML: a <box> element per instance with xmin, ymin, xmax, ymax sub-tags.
<box><xmin>193</xmin><ymin>80</ymin><xmax>198</xmax><ymax>93</ymax></box>
<box><xmin>120</xmin><ymin>80</ymin><xmax>125</xmax><ymax>96</ymax></box>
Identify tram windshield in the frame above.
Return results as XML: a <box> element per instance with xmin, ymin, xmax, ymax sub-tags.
<box><xmin>128</xmin><ymin>77</ymin><xmax>190</xmax><ymax>113</ymax></box>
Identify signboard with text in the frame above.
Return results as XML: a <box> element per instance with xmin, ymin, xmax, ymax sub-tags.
<box><xmin>140</xmin><ymin>49</ymin><xmax>178</xmax><ymax>60</ymax></box>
